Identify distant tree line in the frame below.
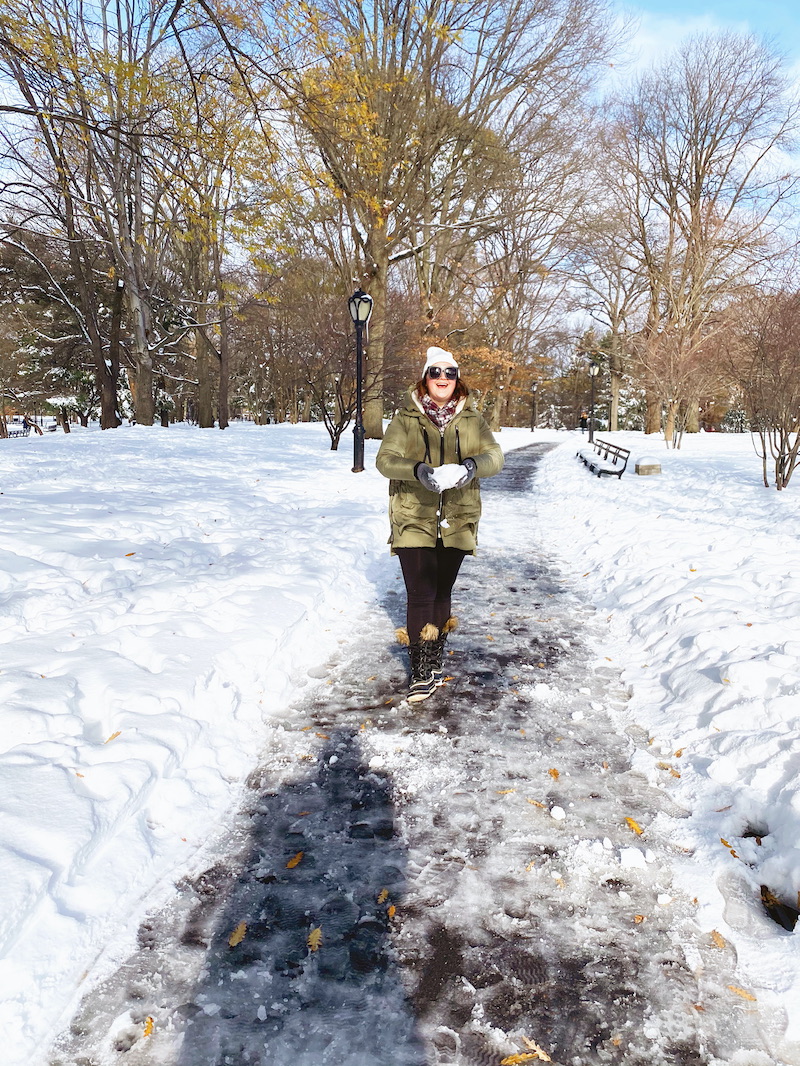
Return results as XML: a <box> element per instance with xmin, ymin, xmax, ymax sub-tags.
<box><xmin>1</xmin><ymin>2</ymin><xmax>799</xmax><ymax>482</ymax></box>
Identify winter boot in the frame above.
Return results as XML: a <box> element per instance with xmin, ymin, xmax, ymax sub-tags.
<box><xmin>397</xmin><ymin>624</ymin><xmax>439</xmax><ymax>703</ymax></box>
<box><xmin>431</xmin><ymin>616</ymin><xmax>458</xmax><ymax>685</ymax></box>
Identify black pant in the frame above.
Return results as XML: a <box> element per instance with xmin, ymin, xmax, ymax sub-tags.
<box><xmin>395</xmin><ymin>542</ymin><xmax>467</xmax><ymax>643</ymax></box>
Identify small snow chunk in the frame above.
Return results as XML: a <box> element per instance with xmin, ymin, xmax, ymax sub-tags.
<box><xmin>550</xmin><ymin>805</ymin><xmax>566</xmax><ymax>821</ymax></box>
<box><xmin>618</xmin><ymin>890</ymin><xmax>631</xmax><ymax>901</ymax></box>
<box><xmin>645</xmin><ymin>849</ymin><xmax>656</xmax><ymax>864</ymax></box>
<box><xmin>202</xmin><ymin>1003</ymin><xmax>221</xmax><ymax>1016</ymax></box>
<box><xmin>590</xmin><ymin>701</ymin><xmax>603</xmax><ymax>711</ymax></box>
<box><xmin>257</xmin><ymin>1006</ymin><xmax>267</xmax><ymax>1021</ymax></box>
<box><xmin>644</xmin><ymin>1026</ymin><xmax>660</xmax><ymax>1040</ymax></box>
<box><xmin>579</xmin><ymin>687</ymin><xmax>591</xmax><ymax>694</ymax></box>
<box><xmin>603</xmin><ymin>837</ymin><xmax>613</xmax><ymax>850</ymax></box>
<box><xmin>571</xmin><ymin>710</ymin><xmax>585</xmax><ymax>721</ymax></box>
<box><xmin>329</xmin><ymin>755</ymin><xmax>338</xmax><ymax>765</ymax></box>
<box><xmin>657</xmin><ymin>893</ymin><xmax>673</xmax><ymax>905</ymax></box>
<box><xmin>430</xmin><ymin>463</ymin><xmax>468</xmax><ymax>491</ymax></box>
<box><xmin>619</xmin><ymin>847</ymin><xmax>647</xmax><ymax>869</ymax></box>
<box><xmin>368</xmin><ymin>755</ymin><xmax>384</xmax><ymax>769</ymax></box>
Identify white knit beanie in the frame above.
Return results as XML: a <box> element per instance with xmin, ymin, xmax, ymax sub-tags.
<box><xmin>422</xmin><ymin>346</ymin><xmax>459</xmax><ymax>375</ymax></box>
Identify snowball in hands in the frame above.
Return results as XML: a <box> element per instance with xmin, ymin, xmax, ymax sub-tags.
<box><xmin>430</xmin><ymin>463</ymin><xmax>471</xmax><ymax>491</ymax></box>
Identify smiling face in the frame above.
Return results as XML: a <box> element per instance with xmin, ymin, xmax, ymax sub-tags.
<box><xmin>425</xmin><ymin>364</ymin><xmax>458</xmax><ymax>407</ymax></box>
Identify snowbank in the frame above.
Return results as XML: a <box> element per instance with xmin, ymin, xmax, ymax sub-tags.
<box><xmin>533</xmin><ymin>431</ymin><xmax>800</xmax><ymax>1033</ymax></box>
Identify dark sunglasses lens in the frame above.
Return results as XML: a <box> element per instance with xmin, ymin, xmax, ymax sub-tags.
<box><xmin>429</xmin><ymin>367</ymin><xmax>458</xmax><ymax>379</ymax></box>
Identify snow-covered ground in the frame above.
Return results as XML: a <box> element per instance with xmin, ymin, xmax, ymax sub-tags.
<box><xmin>533</xmin><ymin>430</ymin><xmax>800</xmax><ymax>1038</ymax></box>
<box><xmin>1</xmin><ymin>422</ymin><xmax>798</xmax><ymax>1064</ymax></box>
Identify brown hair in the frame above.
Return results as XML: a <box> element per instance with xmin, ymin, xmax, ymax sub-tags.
<box><xmin>415</xmin><ymin>376</ymin><xmax>470</xmax><ymax>402</ymax></box>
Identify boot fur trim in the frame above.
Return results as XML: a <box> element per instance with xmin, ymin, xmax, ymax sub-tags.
<box><xmin>396</xmin><ymin>627</ymin><xmax>410</xmax><ymax>646</ymax></box>
<box><xmin>419</xmin><ymin>622</ymin><xmax>440</xmax><ymax>642</ymax></box>
<box><xmin>441</xmin><ymin>616</ymin><xmax>458</xmax><ymax>635</ymax></box>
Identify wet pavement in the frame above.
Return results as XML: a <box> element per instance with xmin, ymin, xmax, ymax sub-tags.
<box><xmin>50</xmin><ymin>445</ymin><xmax>783</xmax><ymax>1066</ymax></box>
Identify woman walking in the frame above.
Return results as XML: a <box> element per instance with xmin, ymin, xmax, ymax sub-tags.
<box><xmin>376</xmin><ymin>346</ymin><xmax>504</xmax><ymax>703</ymax></box>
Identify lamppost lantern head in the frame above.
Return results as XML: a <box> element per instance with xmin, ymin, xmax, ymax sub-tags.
<box><xmin>348</xmin><ymin>288</ymin><xmax>373</xmax><ymax>325</ymax></box>
<box><xmin>589</xmin><ymin>361</ymin><xmax>600</xmax><ymax>377</ymax></box>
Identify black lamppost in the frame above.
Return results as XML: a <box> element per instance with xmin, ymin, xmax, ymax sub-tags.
<box><xmin>530</xmin><ymin>382</ymin><xmax>538</xmax><ymax>432</ymax></box>
<box><xmin>588</xmin><ymin>360</ymin><xmax>600</xmax><ymax>443</ymax></box>
<box><xmin>347</xmin><ymin>287</ymin><xmax>373</xmax><ymax>473</ymax></box>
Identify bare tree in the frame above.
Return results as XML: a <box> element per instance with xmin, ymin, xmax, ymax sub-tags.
<box><xmin>606</xmin><ymin>32</ymin><xmax>800</xmax><ymax>443</ymax></box>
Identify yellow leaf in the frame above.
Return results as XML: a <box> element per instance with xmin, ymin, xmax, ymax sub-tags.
<box><xmin>548</xmin><ymin>768</ymin><xmax>559</xmax><ymax>781</ymax></box>
<box><xmin>229</xmin><ymin>921</ymin><xmax>247</xmax><ymax>947</ymax></box>
<box><xmin>301</xmin><ymin>725</ymin><xmax>313</xmax><ymax>731</ymax></box>
<box><xmin>674</xmin><ymin>748</ymin><xmax>684</xmax><ymax>757</ymax></box>
<box><xmin>388</xmin><ymin>904</ymin><xmax>396</xmax><ymax>918</ymax></box>
<box><xmin>496</xmin><ymin>788</ymin><xmax>516</xmax><ymax>794</ymax></box>
<box><xmin>307</xmin><ymin>927</ymin><xmax>323</xmax><ymax>952</ymax></box>
<box><xmin>315</xmin><ymin>732</ymin><xmax>330</xmax><ymax>739</ymax></box>
<box><xmin>75</xmin><ymin>772</ymin><xmax>84</xmax><ymax>778</ymax></box>
<box><xmin>694</xmin><ymin>596</ymin><xmax>703</xmax><ymax>602</ymax></box>
<box><xmin>720</xmin><ymin>838</ymin><xmax>731</xmax><ymax>848</ymax></box>
<box><xmin>522</xmin><ymin>1036</ymin><xmax>552</xmax><ymax>1061</ymax></box>
<box><xmin>487</xmin><ymin>634</ymin><xmax>495</xmax><ymax>641</ymax></box>
<box><xmin>526</xmin><ymin>799</ymin><xmax>546</xmax><ymax>809</ymax></box>
<box><xmin>143</xmin><ymin>1016</ymin><xmax>154</xmax><ymax>1037</ymax></box>
<box><xmin>634</xmin><ymin>914</ymin><xmax>646</xmax><ymax>923</ymax></box>
<box><xmin>125</xmin><ymin>552</ymin><xmax>136</xmax><ymax>557</ymax></box>
<box><xmin>625</xmin><ymin>817</ymin><xmax>643</xmax><ymax>835</ymax></box>
<box><xmin>366</xmin><ymin>676</ymin><xmax>376</xmax><ymax>681</ymax></box>
<box><xmin>711</xmin><ymin>930</ymin><xmax>726</xmax><ymax>949</ymax></box>
<box><xmin>728</xmin><ymin>985</ymin><xmax>757</xmax><ymax>1002</ymax></box>
<box><xmin>377</xmin><ymin>889</ymin><xmax>389</xmax><ymax>904</ymax></box>
<box><xmin>537</xmin><ymin>662</ymin><xmax>545</xmax><ymax>668</ymax></box>
<box><xmin>286</xmin><ymin>851</ymin><xmax>304</xmax><ymax>869</ymax></box>
<box><xmin>105</xmin><ymin>731</ymin><xmax>121</xmax><ymax>744</ymax></box>
<box><xmin>501</xmin><ymin>1055</ymin><xmax>538</xmax><ymax>1064</ymax></box>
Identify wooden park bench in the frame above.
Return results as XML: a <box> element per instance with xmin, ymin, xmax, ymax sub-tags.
<box><xmin>576</xmin><ymin>437</ymin><xmax>630</xmax><ymax>479</ymax></box>
<box><xmin>4</xmin><ymin>425</ymin><xmax>31</xmax><ymax>438</ymax></box>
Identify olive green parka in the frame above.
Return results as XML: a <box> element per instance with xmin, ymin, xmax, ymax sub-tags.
<box><xmin>375</xmin><ymin>389</ymin><xmax>504</xmax><ymax>553</ymax></box>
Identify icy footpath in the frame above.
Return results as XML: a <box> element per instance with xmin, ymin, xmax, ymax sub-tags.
<box><xmin>0</xmin><ymin>423</ymin><xmax>393</xmax><ymax>1063</ymax></box>
<box><xmin>531</xmin><ymin>433</ymin><xmax>800</xmax><ymax>1047</ymax></box>
<box><xmin>52</xmin><ymin>444</ymin><xmax>791</xmax><ymax>1066</ymax></box>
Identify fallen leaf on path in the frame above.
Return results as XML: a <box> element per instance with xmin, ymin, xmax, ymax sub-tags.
<box><xmin>307</xmin><ymin>927</ymin><xmax>323</xmax><ymax>952</ymax></box>
<box><xmin>711</xmin><ymin>930</ymin><xmax>726</xmax><ymax>949</ymax></box>
<box><xmin>286</xmin><ymin>851</ymin><xmax>304</xmax><ymax>869</ymax></box>
<box><xmin>521</xmin><ymin>1036</ymin><xmax>552</xmax><ymax>1061</ymax></box>
<box><xmin>728</xmin><ymin>985</ymin><xmax>756</xmax><ymax>1002</ymax></box>
<box><xmin>105</xmin><ymin>731</ymin><xmax>121</xmax><ymax>744</ymax></box>
<box><xmin>377</xmin><ymin>889</ymin><xmax>389</xmax><ymax>904</ymax></box>
<box><xmin>228</xmin><ymin>922</ymin><xmax>247</xmax><ymax>947</ymax></box>
<box><xmin>625</xmin><ymin>817</ymin><xmax>643</xmax><ymax>835</ymax></box>
<box><xmin>548</xmin><ymin>768</ymin><xmax>559</xmax><ymax>780</ymax></box>
<box><xmin>143</xmin><ymin>1016</ymin><xmax>154</xmax><ymax>1037</ymax></box>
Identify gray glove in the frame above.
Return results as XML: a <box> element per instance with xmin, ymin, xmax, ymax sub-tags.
<box><xmin>414</xmin><ymin>462</ymin><xmax>439</xmax><ymax>492</ymax></box>
<box><xmin>451</xmin><ymin>458</ymin><xmax>477</xmax><ymax>488</ymax></box>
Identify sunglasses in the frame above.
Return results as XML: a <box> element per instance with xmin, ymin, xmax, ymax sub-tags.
<box><xmin>427</xmin><ymin>366</ymin><xmax>458</xmax><ymax>380</ymax></box>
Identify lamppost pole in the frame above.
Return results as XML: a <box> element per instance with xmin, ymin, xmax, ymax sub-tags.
<box><xmin>588</xmin><ymin>360</ymin><xmax>600</xmax><ymax>443</ymax></box>
<box><xmin>348</xmin><ymin>287</ymin><xmax>373</xmax><ymax>473</ymax></box>
<box><xmin>530</xmin><ymin>382</ymin><xmax>538</xmax><ymax>432</ymax></box>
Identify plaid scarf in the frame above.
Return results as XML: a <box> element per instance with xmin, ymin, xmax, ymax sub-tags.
<box><xmin>421</xmin><ymin>393</ymin><xmax>458</xmax><ymax>431</ymax></box>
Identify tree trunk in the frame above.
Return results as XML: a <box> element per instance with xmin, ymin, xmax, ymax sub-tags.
<box><xmin>609</xmin><ymin>335</ymin><xmax>623</xmax><ymax>432</ymax></box>
<box><xmin>126</xmin><ymin>286</ymin><xmax>155</xmax><ymax>425</ymax></box>
<box><xmin>196</xmin><ymin>325</ymin><xmax>215</xmax><ymax>428</ymax></box>
<box><xmin>363</xmin><ymin>245</ymin><xmax>387</xmax><ymax>440</ymax></box>
<box><xmin>212</xmin><ymin>242</ymin><xmax>230</xmax><ymax>430</ymax></box>
<box><xmin>645</xmin><ymin>391</ymin><xmax>661</xmax><ymax>434</ymax></box>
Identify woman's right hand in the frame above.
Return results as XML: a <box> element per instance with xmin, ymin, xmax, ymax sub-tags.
<box><xmin>414</xmin><ymin>463</ymin><xmax>439</xmax><ymax>492</ymax></box>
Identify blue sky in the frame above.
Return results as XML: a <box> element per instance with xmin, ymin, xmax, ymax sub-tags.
<box><xmin>619</xmin><ymin>0</ymin><xmax>800</xmax><ymax>68</ymax></box>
